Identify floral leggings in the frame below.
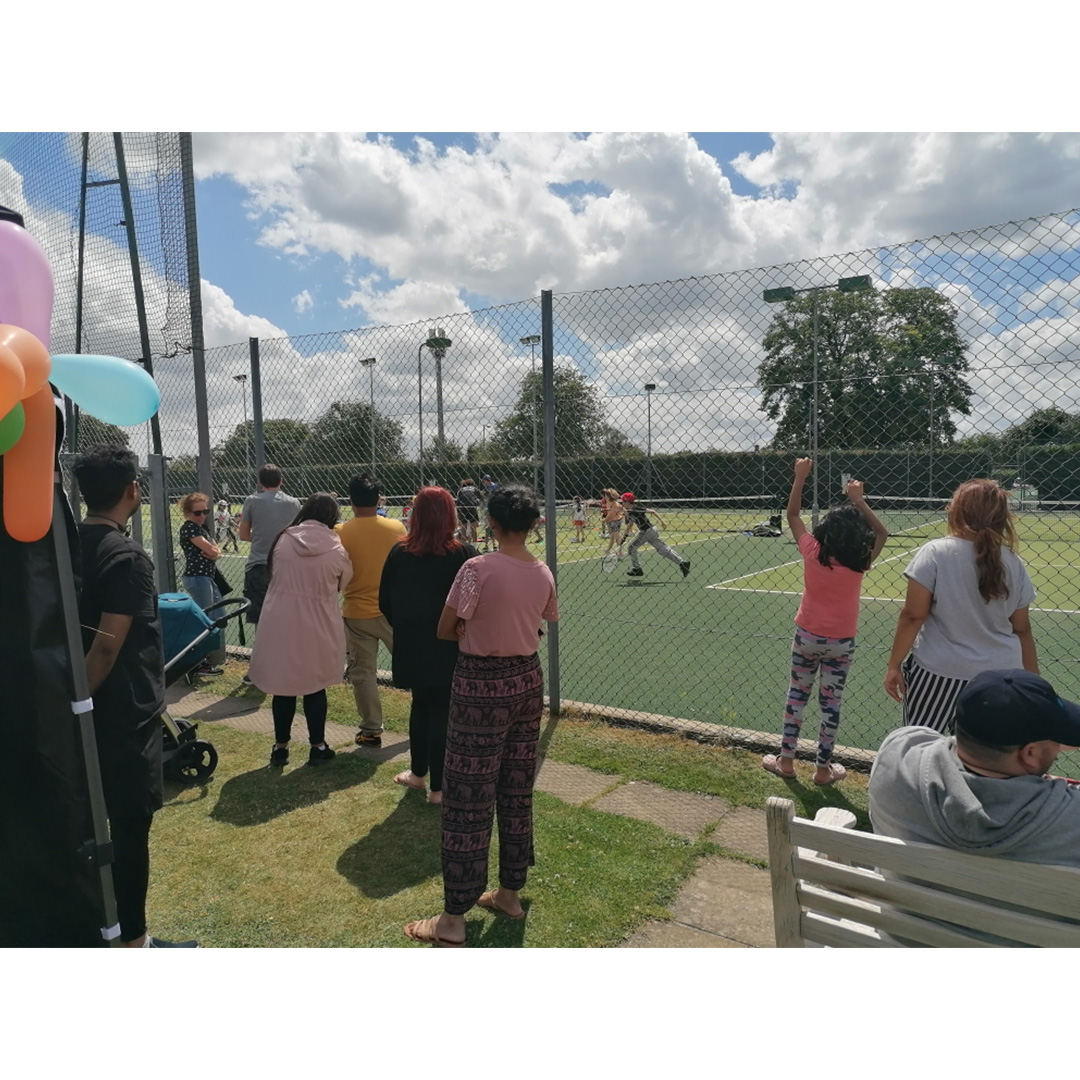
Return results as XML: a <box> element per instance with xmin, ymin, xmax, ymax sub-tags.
<box><xmin>781</xmin><ymin>626</ymin><xmax>856</xmax><ymax>767</ymax></box>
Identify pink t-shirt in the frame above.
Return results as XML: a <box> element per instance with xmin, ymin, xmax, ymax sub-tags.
<box><xmin>446</xmin><ymin>552</ymin><xmax>559</xmax><ymax>657</ymax></box>
<box><xmin>794</xmin><ymin>532</ymin><xmax>865</xmax><ymax>639</ymax></box>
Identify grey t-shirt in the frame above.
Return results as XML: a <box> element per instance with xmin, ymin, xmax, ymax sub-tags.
<box><xmin>905</xmin><ymin>536</ymin><xmax>1035</xmax><ymax>680</ymax></box>
<box><xmin>241</xmin><ymin>490</ymin><xmax>301</xmax><ymax>567</ymax></box>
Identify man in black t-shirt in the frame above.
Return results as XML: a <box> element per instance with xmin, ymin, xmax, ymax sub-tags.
<box><xmin>619</xmin><ymin>492</ymin><xmax>690</xmax><ymax>579</ymax></box>
<box><xmin>456</xmin><ymin>479</ymin><xmax>481</xmax><ymax>542</ymax></box>
<box><xmin>75</xmin><ymin>445</ymin><xmax>198</xmax><ymax>948</ymax></box>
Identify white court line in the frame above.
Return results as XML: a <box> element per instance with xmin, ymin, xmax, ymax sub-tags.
<box><xmin>704</xmin><ymin>519</ymin><xmax>933</xmax><ymax>589</ymax></box>
<box><xmin>559</xmin><ymin>531</ymin><xmax>745</xmax><ymax>567</ymax></box>
<box><xmin>705</xmin><ymin>586</ymin><xmax>1080</xmax><ymax>615</ymax></box>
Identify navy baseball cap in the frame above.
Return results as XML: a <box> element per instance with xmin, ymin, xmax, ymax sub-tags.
<box><xmin>954</xmin><ymin>670</ymin><xmax>1080</xmax><ymax>747</ymax></box>
<box><xmin>481</xmin><ymin>474</ymin><xmax>491</xmax><ymax>481</ymax></box>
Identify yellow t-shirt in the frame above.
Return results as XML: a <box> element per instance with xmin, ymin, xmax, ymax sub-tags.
<box><xmin>336</xmin><ymin>514</ymin><xmax>407</xmax><ymax>620</ymax></box>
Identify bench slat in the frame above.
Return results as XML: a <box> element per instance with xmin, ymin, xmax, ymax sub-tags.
<box><xmin>787</xmin><ymin>817</ymin><xmax>1080</xmax><ymax>919</ymax></box>
<box><xmin>801</xmin><ymin>911</ymin><xmax>894</xmax><ymax>948</ymax></box>
<box><xmin>800</xmin><ymin>883</ymin><xmax>1000</xmax><ymax>947</ymax></box>
<box><xmin>795</xmin><ymin>855</ymin><xmax>1080</xmax><ymax>948</ymax></box>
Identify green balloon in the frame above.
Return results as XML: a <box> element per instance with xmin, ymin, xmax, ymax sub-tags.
<box><xmin>0</xmin><ymin>401</ymin><xmax>26</xmax><ymax>455</ymax></box>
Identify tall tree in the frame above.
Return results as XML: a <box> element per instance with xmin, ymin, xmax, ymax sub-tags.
<box><xmin>306</xmin><ymin>400</ymin><xmax>404</xmax><ymax>465</ymax></box>
<box><xmin>212</xmin><ymin>418</ymin><xmax>310</xmax><ymax>470</ymax></box>
<box><xmin>758</xmin><ymin>287</ymin><xmax>971</xmax><ymax>451</ymax></box>
<box><xmin>75</xmin><ymin>413</ymin><xmax>130</xmax><ymax>451</ymax></box>
<box><xmin>492</xmin><ymin>366</ymin><xmax>633</xmax><ymax>459</ymax></box>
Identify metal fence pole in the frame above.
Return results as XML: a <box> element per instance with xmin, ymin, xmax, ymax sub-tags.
<box><xmin>148</xmin><ymin>453</ymin><xmax>175</xmax><ymax>594</ymax></box>
<box><xmin>249</xmin><ymin>337</ymin><xmax>266</xmax><ymax>472</ymax></box>
<box><xmin>541</xmin><ymin>290</ymin><xmax>560</xmax><ymax>715</ymax></box>
<box><xmin>113</xmin><ymin>133</ymin><xmax>163</xmax><ymax>458</ymax></box>
<box><xmin>811</xmin><ymin>290</ymin><xmax>820</xmax><ymax>528</ymax></box>
<box><xmin>180</xmin><ymin>133</ymin><xmax>214</xmax><ymax>502</ymax></box>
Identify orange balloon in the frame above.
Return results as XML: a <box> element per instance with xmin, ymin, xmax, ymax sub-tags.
<box><xmin>0</xmin><ymin>341</ymin><xmax>26</xmax><ymax>416</ymax></box>
<box><xmin>3</xmin><ymin>384</ymin><xmax>55</xmax><ymax>542</ymax></box>
<box><xmin>0</xmin><ymin>324</ymin><xmax>51</xmax><ymax>398</ymax></box>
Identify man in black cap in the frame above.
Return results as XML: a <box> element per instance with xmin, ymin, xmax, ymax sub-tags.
<box><xmin>870</xmin><ymin>669</ymin><xmax>1080</xmax><ymax>867</ymax></box>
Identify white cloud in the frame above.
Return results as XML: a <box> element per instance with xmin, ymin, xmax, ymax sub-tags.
<box><xmin>292</xmin><ymin>288</ymin><xmax>313</xmax><ymax>314</ymax></box>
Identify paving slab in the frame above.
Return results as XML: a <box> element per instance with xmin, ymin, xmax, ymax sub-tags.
<box><xmin>669</xmin><ymin>856</ymin><xmax>775</xmax><ymax>947</ymax></box>
<box><xmin>620</xmin><ymin>921</ymin><xmax>748</xmax><ymax>948</ymax></box>
<box><xmin>707</xmin><ymin>806</ymin><xmax>769</xmax><ymax>861</ymax></box>
<box><xmin>592</xmin><ymin>781</ymin><xmax>729</xmax><ymax>838</ymax></box>
<box><xmin>534</xmin><ymin>759</ymin><xmax>619</xmax><ymax>806</ymax></box>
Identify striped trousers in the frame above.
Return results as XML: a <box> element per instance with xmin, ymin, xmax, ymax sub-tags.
<box><xmin>901</xmin><ymin>655</ymin><xmax>968</xmax><ymax>734</ymax></box>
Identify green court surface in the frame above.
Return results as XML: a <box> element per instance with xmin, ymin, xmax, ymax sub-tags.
<box><xmin>146</xmin><ymin>501</ymin><xmax>1080</xmax><ymax>777</ymax></box>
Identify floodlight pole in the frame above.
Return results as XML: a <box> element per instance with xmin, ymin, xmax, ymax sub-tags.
<box><xmin>418</xmin><ymin>331</ymin><xmax>453</xmax><ymax>487</ymax></box>
<box><xmin>521</xmin><ymin>334</ymin><xmax>541</xmax><ymax>493</ymax></box>
<box><xmin>644</xmin><ymin>383</ymin><xmax>656</xmax><ymax>500</ymax></box>
<box><xmin>360</xmin><ymin>357</ymin><xmax>376</xmax><ymax>474</ymax></box>
<box><xmin>233</xmin><ymin>374</ymin><xmax>249</xmax><ymax>479</ymax></box>
<box><xmin>763</xmin><ymin>275</ymin><xmax>872</xmax><ymax>529</ymax></box>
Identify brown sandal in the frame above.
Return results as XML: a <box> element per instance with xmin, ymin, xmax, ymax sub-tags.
<box><xmin>477</xmin><ymin>890</ymin><xmax>525</xmax><ymax>920</ymax></box>
<box><xmin>403</xmin><ymin>916</ymin><xmax>465</xmax><ymax>947</ymax></box>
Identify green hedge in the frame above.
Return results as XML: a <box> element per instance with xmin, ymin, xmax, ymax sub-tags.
<box><xmin>166</xmin><ymin>444</ymin><xmax>1080</xmax><ymax>506</ymax></box>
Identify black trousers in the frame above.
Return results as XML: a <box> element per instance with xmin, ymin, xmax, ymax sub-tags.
<box><xmin>272</xmin><ymin>691</ymin><xmax>328</xmax><ymax>745</ymax></box>
<box><xmin>409</xmin><ymin>685</ymin><xmax>451</xmax><ymax>792</ymax></box>
<box><xmin>110</xmin><ymin>807</ymin><xmax>154</xmax><ymax>942</ymax></box>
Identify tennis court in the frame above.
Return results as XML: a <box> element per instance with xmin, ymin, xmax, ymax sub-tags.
<box><xmin>550</xmin><ymin>499</ymin><xmax>1080</xmax><ymax>778</ymax></box>
<box><xmin>149</xmin><ymin>495</ymin><xmax>1080</xmax><ymax>778</ymax></box>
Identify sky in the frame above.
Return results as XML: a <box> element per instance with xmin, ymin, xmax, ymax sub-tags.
<box><xmin>4</xmin><ymin>130</ymin><xmax>1080</xmax><ymax>465</ymax></box>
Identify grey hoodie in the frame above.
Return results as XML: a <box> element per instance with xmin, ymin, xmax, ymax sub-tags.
<box><xmin>869</xmin><ymin>727</ymin><xmax>1080</xmax><ymax>868</ymax></box>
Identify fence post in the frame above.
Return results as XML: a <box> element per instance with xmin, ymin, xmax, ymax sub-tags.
<box><xmin>180</xmin><ymin>133</ymin><xmax>214</xmax><ymax>502</ymax></box>
<box><xmin>541</xmin><ymin>290</ymin><xmax>560</xmax><ymax>715</ymax></box>
<box><xmin>148</xmin><ymin>453</ymin><xmax>175</xmax><ymax>594</ymax></box>
<box><xmin>249</xmin><ymin>337</ymin><xmax>266</xmax><ymax>471</ymax></box>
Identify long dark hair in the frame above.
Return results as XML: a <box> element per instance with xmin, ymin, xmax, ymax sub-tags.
<box><xmin>267</xmin><ymin>492</ymin><xmax>340</xmax><ymax>579</ymax></box>
<box><xmin>404</xmin><ymin>486</ymin><xmax>462</xmax><ymax>556</ymax></box>
<box><xmin>947</xmin><ymin>479</ymin><xmax>1016</xmax><ymax>602</ymax></box>
<box><xmin>813</xmin><ymin>503</ymin><xmax>875</xmax><ymax>573</ymax></box>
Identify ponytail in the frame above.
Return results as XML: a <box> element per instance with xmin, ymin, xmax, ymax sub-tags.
<box><xmin>947</xmin><ymin>479</ymin><xmax>1016</xmax><ymax>603</ymax></box>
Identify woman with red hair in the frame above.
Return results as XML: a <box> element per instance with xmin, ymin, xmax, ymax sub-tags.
<box><xmin>379</xmin><ymin>487</ymin><xmax>479</xmax><ymax>803</ymax></box>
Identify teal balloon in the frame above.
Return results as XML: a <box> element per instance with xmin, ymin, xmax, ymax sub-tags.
<box><xmin>0</xmin><ymin>401</ymin><xmax>25</xmax><ymax>454</ymax></box>
<box><xmin>49</xmin><ymin>354</ymin><xmax>160</xmax><ymax>426</ymax></box>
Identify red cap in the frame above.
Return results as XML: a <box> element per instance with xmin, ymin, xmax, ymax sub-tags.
<box><xmin>621</xmin><ymin>492</ymin><xmax>635</xmax><ymax>502</ymax></box>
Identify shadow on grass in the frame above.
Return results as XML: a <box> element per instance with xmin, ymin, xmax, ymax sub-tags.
<box><xmin>211</xmin><ymin>753</ymin><xmax>378</xmax><ymax>827</ymax></box>
<box><xmin>336</xmin><ymin>791</ymin><xmax>442</xmax><ymax>898</ymax></box>
<box><xmin>767</xmin><ymin>775</ymin><xmax>870</xmax><ymax>829</ymax></box>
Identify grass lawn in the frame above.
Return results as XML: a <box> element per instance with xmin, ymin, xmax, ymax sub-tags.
<box><xmin>152</xmin><ymin>662</ymin><xmax>869</xmax><ymax>946</ymax></box>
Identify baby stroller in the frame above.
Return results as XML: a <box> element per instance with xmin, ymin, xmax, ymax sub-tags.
<box><xmin>159</xmin><ymin>593</ymin><xmax>250</xmax><ymax>784</ymax></box>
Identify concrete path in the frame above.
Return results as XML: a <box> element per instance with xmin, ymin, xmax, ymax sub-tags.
<box><xmin>165</xmin><ymin>685</ymin><xmax>775</xmax><ymax>948</ymax></box>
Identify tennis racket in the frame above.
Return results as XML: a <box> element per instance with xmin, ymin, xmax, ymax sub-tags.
<box><xmin>602</xmin><ymin>551</ymin><xmax>619</xmax><ymax>573</ymax></box>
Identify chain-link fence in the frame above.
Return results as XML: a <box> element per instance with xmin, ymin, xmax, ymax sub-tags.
<box><xmin>169</xmin><ymin>207</ymin><xmax>1080</xmax><ymax>774</ymax></box>
<box><xmin>5</xmin><ymin>130</ymin><xmax>1079</xmax><ymax>773</ymax></box>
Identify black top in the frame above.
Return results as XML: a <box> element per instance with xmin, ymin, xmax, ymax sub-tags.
<box><xmin>624</xmin><ymin>505</ymin><xmax>654</xmax><ymax>532</ymax></box>
<box><xmin>78</xmin><ymin>524</ymin><xmax>164</xmax><ymax>814</ymax></box>
<box><xmin>457</xmin><ymin>484</ymin><xmax>480</xmax><ymax>507</ymax></box>
<box><xmin>179</xmin><ymin>519</ymin><xmax>216</xmax><ymax>577</ymax></box>
<box><xmin>379</xmin><ymin>542</ymin><xmax>480</xmax><ymax>689</ymax></box>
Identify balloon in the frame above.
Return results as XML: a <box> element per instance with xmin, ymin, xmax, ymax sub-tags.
<box><xmin>0</xmin><ymin>402</ymin><xmax>24</xmax><ymax>454</ymax></box>
<box><xmin>0</xmin><ymin>218</ymin><xmax>54</xmax><ymax>348</ymax></box>
<box><xmin>49</xmin><ymin>354</ymin><xmax>160</xmax><ymax>427</ymax></box>
<box><xmin>0</xmin><ymin>341</ymin><xmax>26</xmax><ymax>416</ymax></box>
<box><xmin>0</xmin><ymin>325</ymin><xmax>50</xmax><ymax>398</ymax></box>
<box><xmin>2</xmin><ymin>386</ymin><xmax>55</xmax><ymax>542</ymax></box>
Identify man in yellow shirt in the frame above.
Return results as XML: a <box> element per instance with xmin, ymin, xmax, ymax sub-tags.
<box><xmin>337</xmin><ymin>474</ymin><xmax>406</xmax><ymax>746</ymax></box>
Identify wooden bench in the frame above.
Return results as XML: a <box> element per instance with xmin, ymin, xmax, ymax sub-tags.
<box><xmin>765</xmin><ymin>796</ymin><xmax>1080</xmax><ymax>947</ymax></box>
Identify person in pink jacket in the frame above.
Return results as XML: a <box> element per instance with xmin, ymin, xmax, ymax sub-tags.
<box><xmin>249</xmin><ymin>493</ymin><xmax>353</xmax><ymax>767</ymax></box>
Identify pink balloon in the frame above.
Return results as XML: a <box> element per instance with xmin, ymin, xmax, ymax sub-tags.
<box><xmin>0</xmin><ymin>218</ymin><xmax>54</xmax><ymax>349</ymax></box>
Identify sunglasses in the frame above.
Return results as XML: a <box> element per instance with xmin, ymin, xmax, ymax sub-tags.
<box><xmin>191</xmin><ymin>509</ymin><xmax>210</xmax><ymax>516</ymax></box>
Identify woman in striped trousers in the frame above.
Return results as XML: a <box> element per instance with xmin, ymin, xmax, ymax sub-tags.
<box><xmin>884</xmin><ymin>479</ymin><xmax>1039</xmax><ymax>733</ymax></box>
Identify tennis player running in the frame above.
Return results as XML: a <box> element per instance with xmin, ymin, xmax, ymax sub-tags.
<box><xmin>599</xmin><ymin>488</ymin><xmax>625</xmax><ymax>559</ymax></box>
<box><xmin>620</xmin><ymin>492</ymin><xmax>690</xmax><ymax>578</ymax></box>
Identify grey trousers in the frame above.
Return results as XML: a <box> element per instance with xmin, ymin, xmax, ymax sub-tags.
<box><xmin>628</xmin><ymin>526</ymin><xmax>684</xmax><ymax>569</ymax></box>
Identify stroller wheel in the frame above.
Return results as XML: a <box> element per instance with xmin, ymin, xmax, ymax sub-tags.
<box><xmin>173</xmin><ymin>739</ymin><xmax>218</xmax><ymax>783</ymax></box>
